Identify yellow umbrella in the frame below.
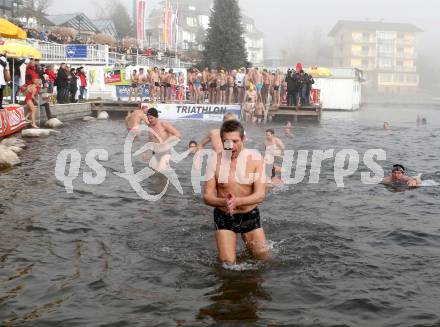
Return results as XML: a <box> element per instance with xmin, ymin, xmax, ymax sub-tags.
<box><xmin>0</xmin><ymin>39</ymin><xmax>41</xmax><ymax>59</ymax></box>
<box><xmin>0</xmin><ymin>18</ymin><xmax>27</xmax><ymax>40</ymax></box>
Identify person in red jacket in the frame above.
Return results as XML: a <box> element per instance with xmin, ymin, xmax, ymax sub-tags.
<box><xmin>22</xmin><ymin>79</ymin><xmax>41</xmax><ymax>129</ymax></box>
<box><xmin>45</xmin><ymin>65</ymin><xmax>57</xmax><ymax>94</ymax></box>
<box><xmin>77</xmin><ymin>67</ymin><xmax>87</xmax><ymax>101</ymax></box>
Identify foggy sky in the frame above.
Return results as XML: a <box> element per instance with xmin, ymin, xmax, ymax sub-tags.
<box><xmin>49</xmin><ymin>0</ymin><xmax>439</xmax><ymax>57</ymax></box>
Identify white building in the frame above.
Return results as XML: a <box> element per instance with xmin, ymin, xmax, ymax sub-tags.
<box><xmin>313</xmin><ymin>68</ymin><xmax>364</xmax><ymax>111</ymax></box>
<box><xmin>145</xmin><ymin>0</ymin><xmax>264</xmax><ymax>65</ymax></box>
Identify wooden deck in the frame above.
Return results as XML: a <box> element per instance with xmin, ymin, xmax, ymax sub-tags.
<box><xmin>268</xmin><ymin>104</ymin><xmax>321</xmax><ymax>122</ymax></box>
<box><xmin>90</xmin><ymin>101</ymin><xmax>140</xmax><ymax>112</ymax></box>
<box><xmin>89</xmin><ymin>101</ymin><xmax>322</xmax><ymax>123</ymax></box>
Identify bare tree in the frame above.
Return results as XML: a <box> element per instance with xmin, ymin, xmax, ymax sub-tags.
<box><xmin>21</xmin><ymin>0</ymin><xmax>53</xmax><ymax>21</ymax></box>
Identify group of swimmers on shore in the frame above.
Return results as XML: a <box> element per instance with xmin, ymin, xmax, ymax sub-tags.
<box><xmin>128</xmin><ymin>66</ymin><xmax>309</xmax><ymax>109</ymax></box>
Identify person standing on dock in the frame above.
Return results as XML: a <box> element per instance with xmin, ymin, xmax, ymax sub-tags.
<box><xmin>285</xmin><ymin>69</ymin><xmax>299</xmax><ymax>107</ymax></box>
<box><xmin>150</xmin><ymin>67</ymin><xmax>160</xmax><ymax>102</ymax></box>
<box><xmin>203</xmin><ymin>120</ymin><xmax>269</xmax><ymax>265</ymax></box>
<box><xmin>128</xmin><ymin>69</ymin><xmax>140</xmax><ymax>102</ymax></box>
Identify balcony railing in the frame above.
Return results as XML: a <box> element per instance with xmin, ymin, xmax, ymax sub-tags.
<box><xmin>396</xmin><ymin>52</ymin><xmax>416</xmax><ymax>59</ymax></box>
<box><xmin>352</xmin><ymin>51</ymin><xmax>376</xmax><ymax>57</ymax></box>
<box><xmin>396</xmin><ymin>66</ymin><xmax>417</xmax><ymax>73</ymax></box>
<box><xmin>352</xmin><ymin>37</ymin><xmax>376</xmax><ymax>44</ymax></box>
<box><xmin>31</xmin><ymin>40</ymin><xmax>189</xmax><ymax>68</ymax></box>
<box><xmin>396</xmin><ymin>38</ymin><xmax>415</xmax><ymax>45</ymax></box>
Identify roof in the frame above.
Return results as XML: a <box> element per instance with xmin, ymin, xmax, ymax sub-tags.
<box><xmin>45</xmin><ymin>13</ymin><xmax>99</xmax><ymax>33</ymax></box>
<box><xmin>92</xmin><ymin>19</ymin><xmax>117</xmax><ymax>36</ymax></box>
<box><xmin>329</xmin><ymin>20</ymin><xmax>423</xmax><ymax>36</ymax></box>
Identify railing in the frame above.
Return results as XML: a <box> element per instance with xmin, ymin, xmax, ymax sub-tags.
<box><xmin>32</xmin><ymin>40</ymin><xmax>191</xmax><ymax>68</ymax></box>
<box><xmin>396</xmin><ymin>52</ymin><xmax>416</xmax><ymax>59</ymax></box>
<box><xmin>395</xmin><ymin>66</ymin><xmax>417</xmax><ymax>73</ymax></box>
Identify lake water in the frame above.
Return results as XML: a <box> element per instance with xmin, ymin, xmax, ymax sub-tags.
<box><xmin>1</xmin><ymin>106</ymin><xmax>439</xmax><ymax>327</ymax></box>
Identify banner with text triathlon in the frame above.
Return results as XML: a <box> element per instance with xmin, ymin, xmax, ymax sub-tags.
<box><xmin>0</xmin><ymin>106</ymin><xmax>27</xmax><ymax>138</ymax></box>
<box><xmin>141</xmin><ymin>103</ymin><xmax>242</xmax><ymax>122</ymax></box>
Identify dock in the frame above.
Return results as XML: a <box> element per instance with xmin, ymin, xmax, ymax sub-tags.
<box><xmin>268</xmin><ymin>104</ymin><xmax>322</xmax><ymax>122</ymax></box>
<box><xmin>90</xmin><ymin>101</ymin><xmax>140</xmax><ymax>113</ymax></box>
<box><xmin>89</xmin><ymin>101</ymin><xmax>322</xmax><ymax>123</ymax></box>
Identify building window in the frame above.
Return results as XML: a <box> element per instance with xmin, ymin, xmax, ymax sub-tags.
<box><xmin>379</xmin><ymin>73</ymin><xmax>393</xmax><ymax>83</ymax></box>
<box><xmin>186</xmin><ymin>16</ymin><xmax>197</xmax><ymax>27</ymax></box>
<box><xmin>406</xmin><ymin>74</ymin><xmax>418</xmax><ymax>83</ymax></box>
<box><xmin>396</xmin><ymin>74</ymin><xmax>405</xmax><ymax>82</ymax></box>
<box><xmin>377</xmin><ymin>31</ymin><xmax>396</xmax><ymax>40</ymax></box>
<box><xmin>246</xmin><ymin>24</ymin><xmax>253</xmax><ymax>33</ymax></box>
<box><xmin>379</xmin><ymin>58</ymin><xmax>393</xmax><ymax>69</ymax></box>
<box><xmin>378</xmin><ymin>44</ymin><xmax>394</xmax><ymax>54</ymax></box>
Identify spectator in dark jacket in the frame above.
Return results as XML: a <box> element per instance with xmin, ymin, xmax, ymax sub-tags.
<box><xmin>69</xmin><ymin>68</ymin><xmax>78</xmax><ymax>103</ymax></box>
<box><xmin>55</xmin><ymin>63</ymin><xmax>69</xmax><ymax>104</ymax></box>
<box><xmin>285</xmin><ymin>69</ymin><xmax>299</xmax><ymax>107</ymax></box>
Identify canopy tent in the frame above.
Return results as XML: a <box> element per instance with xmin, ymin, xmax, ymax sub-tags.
<box><xmin>0</xmin><ymin>18</ymin><xmax>27</xmax><ymax>40</ymax></box>
<box><xmin>0</xmin><ymin>40</ymin><xmax>42</xmax><ymax>104</ymax></box>
<box><xmin>0</xmin><ymin>39</ymin><xmax>41</xmax><ymax>59</ymax></box>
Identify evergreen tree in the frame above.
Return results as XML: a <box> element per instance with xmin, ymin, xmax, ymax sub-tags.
<box><xmin>203</xmin><ymin>0</ymin><xmax>248</xmax><ymax>70</ymax></box>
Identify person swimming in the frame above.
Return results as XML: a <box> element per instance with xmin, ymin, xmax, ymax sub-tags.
<box><xmin>382</xmin><ymin>164</ymin><xmax>422</xmax><ymax>188</ymax></box>
<box><xmin>284</xmin><ymin>121</ymin><xmax>293</xmax><ymax>138</ymax></box>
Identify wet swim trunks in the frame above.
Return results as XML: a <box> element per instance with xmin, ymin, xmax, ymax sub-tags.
<box><xmin>214</xmin><ymin>207</ymin><xmax>261</xmax><ymax>234</ymax></box>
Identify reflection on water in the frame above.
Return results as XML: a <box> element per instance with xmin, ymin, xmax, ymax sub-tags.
<box><xmin>198</xmin><ymin>269</ymin><xmax>270</xmax><ymax>324</ymax></box>
<box><xmin>1</xmin><ymin>106</ymin><xmax>440</xmax><ymax>326</ymax></box>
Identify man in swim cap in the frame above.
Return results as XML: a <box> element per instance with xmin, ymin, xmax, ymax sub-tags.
<box><xmin>382</xmin><ymin>164</ymin><xmax>421</xmax><ymax>187</ymax></box>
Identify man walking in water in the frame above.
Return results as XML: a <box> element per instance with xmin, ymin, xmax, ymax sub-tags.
<box><xmin>203</xmin><ymin>120</ymin><xmax>269</xmax><ymax>265</ymax></box>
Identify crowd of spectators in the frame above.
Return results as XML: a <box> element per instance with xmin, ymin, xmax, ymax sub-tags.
<box><xmin>24</xmin><ymin>27</ymin><xmax>180</xmax><ymax>59</ymax></box>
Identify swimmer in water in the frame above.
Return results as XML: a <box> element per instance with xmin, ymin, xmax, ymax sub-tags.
<box><xmin>146</xmin><ymin>108</ymin><xmax>182</xmax><ymax>171</ymax></box>
<box><xmin>266</xmin><ymin>165</ymin><xmax>283</xmax><ymax>190</ymax></box>
<box><xmin>188</xmin><ymin>140</ymin><xmax>198</xmax><ymax>154</ymax></box>
<box><xmin>203</xmin><ymin>120</ymin><xmax>269</xmax><ymax>264</ymax></box>
<box><xmin>383</xmin><ymin>122</ymin><xmax>390</xmax><ymax>130</ymax></box>
<box><xmin>284</xmin><ymin>121</ymin><xmax>293</xmax><ymax>138</ymax></box>
<box><xmin>198</xmin><ymin>112</ymin><xmax>239</xmax><ymax>153</ymax></box>
<box><xmin>125</xmin><ymin>103</ymin><xmax>149</xmax><ymax>132</ymax></box>
<box><xmin>382</xmin><ymin>164</ymin><xmax>422</xmax><ymax>187</ymax></box>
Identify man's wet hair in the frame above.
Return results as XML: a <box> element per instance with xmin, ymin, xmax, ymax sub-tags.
<box><xmin>392</xmin><ymin>164</ymin><xmax>405</xmax><ymax>172</ymax></box>
<box><xmin>220</xmin><ymin>120</ymin><xmax>245</xmax><ymax>139</ymax></box>
<box><xmin>188</xmin><ymin>140</ymin><xmax>197</xmax><ymax>147</ymax></box>
<box><xmin>266</xmin><ymin>129</ymin><xmax>274</xmax><ymax>135</ymax></box>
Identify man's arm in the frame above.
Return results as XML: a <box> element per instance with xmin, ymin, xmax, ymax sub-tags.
<box><xmin>199</xmin><ymin>131</ymin><xmax>212</xmax><ymax>149</ymax></box>
<box><xmin>276</xmin><ymin>138</ymin><xmax>285</xmax><ymax>151</ymax></box>
<box><xmin>164</xmin><ymin>122</ymin><xmax>182</xmax><ymax>139</ymax></box>
<box><xmin>203</xmin><ymin>173</ymin><xmax>226</xmax><ymax>208</ymax></box>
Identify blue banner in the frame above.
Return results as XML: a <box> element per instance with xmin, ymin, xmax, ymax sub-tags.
<box><xmin>116</xmin><ymin>85</ymin><xmax>151</xmax><ymax>98</ymax></box>
<box><xmin>66</xmin><ymin>45</ymin><xmax>88</xmax><ymax>59</ymax></box>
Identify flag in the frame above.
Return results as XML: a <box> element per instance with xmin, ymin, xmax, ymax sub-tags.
<box><xmin>136</xmin><ymin>0</ymin><xmax>146</xmax><ymax>46</ymax></box>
